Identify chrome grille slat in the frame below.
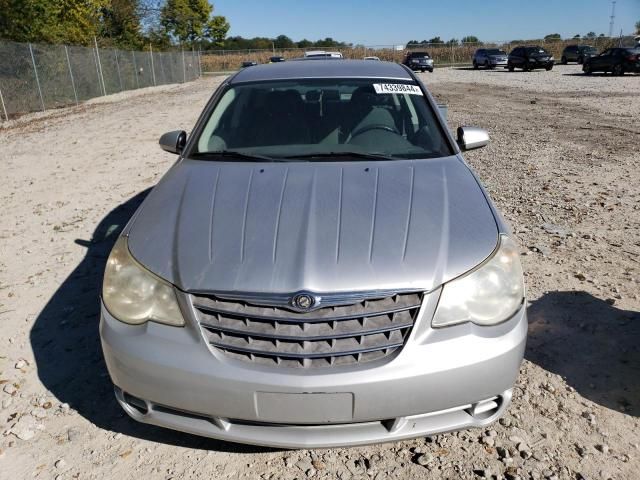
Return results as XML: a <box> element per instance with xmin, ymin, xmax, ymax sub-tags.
<box><xmin>191</xmin><ymin>291</ymin><xmax>423</xmax><ymax>368</ymax></box>
<box><xmin>200</xmin><ymin>321</ymin><xmax>414</xmax><ymax>342</ymax></box>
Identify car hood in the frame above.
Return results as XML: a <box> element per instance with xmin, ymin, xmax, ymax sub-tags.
<box><xmin>127</xmin><ymin>157</ymin><xmax>499</xmax><ymax>294</ymax></box>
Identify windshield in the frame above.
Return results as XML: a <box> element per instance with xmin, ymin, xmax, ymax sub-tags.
<box><xmin>486</xmin><ymin>49</ymin><xmax>506</xmax><ymax>55</ymax></box>
<box><xmin>194</xmin><ymin>79</ymin><xmax>452</xmax><ymax>160</ymax></box>
<box><xmin>579</xmin><ymin>46</ymin><xmax>597</xmax><ymax>53</ymax></box>
<box><xmin>525</xmin><ymin>47</ymin><xmax>548</xmax><ymax>55</ymax></box>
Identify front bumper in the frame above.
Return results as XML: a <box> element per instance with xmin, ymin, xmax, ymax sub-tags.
<box><xmin>409</xmin><ymin>63</ymin><xmax>433</xmax><ymax>71</ymax></box>
<box><xmin>100</xmin><ymin>292</ymin><xmax>527</xmax><ymax>448</ymax></box>
<box><xmin>530</xmin><ymin>60</ymin><xmax>554</xmax><ymax>68</ymax></box>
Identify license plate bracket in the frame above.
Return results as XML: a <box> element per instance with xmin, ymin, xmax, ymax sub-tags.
<box><xmin>255</xmin><ymin>392</ymin><xmax>354</xmax><ymax>424</ymax></box>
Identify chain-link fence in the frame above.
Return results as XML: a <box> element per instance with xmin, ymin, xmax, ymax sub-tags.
<box><xmin>200</xmin><ymin>35</ymin><xmax>633</xmax><ymax>72</ymax></box>
<box><xmin>0</xmin><ymin>39</ymin><xmax>201</xmax><ymax>121</ymax></box>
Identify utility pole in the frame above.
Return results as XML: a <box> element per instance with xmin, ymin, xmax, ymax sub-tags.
<box><xmin>608</xmin><ymin>0</ymin><xmax>616</xmax><ymax>38</ymax></box>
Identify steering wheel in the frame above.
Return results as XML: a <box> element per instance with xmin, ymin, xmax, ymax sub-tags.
<box><xmin>350</xmin><ymin>123</ymin><xmax>401</xmax><ymax>139</ymax></box>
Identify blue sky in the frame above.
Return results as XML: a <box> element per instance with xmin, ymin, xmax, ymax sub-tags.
<box><xmin>212</xmin><ymin>0</ymin><xmax>639</xmax><ymax>45</ymax></box>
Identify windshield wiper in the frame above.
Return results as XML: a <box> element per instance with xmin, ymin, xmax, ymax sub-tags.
<box><xmin>282</xmin><ymin>151</ymin><xmax>395</xmax><ymax>161</ymax></box>
<box><xmin>191</xmin><ymin>150</ymin><xmax>281</xmax><ymax>162</ymax></box>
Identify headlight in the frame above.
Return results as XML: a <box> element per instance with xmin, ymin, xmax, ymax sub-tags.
<box><xmin>432</xmin><ymin>235</ymin><xmax>524</xmax><ymax>327</ymax></box>
<box><xmin>549</xmin><ymin>56</ymin><xmax>554</xmax><ymax>61</ymax></box>
<box><xmin>102</xmin><ymin>236</ymin><xmax>184</xmax><ymax>326</ymax></box>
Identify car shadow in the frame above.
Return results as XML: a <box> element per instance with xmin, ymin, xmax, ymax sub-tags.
<box><xmin>527</xmin><ymin>291</ymin><xmax>639</xmax><ymax>416</ymax></box>
<box><xmin>563</xmin><ymin>72</ymin><xmax>640</xmax><ymax>77</ymax></box>
<box><xmin>29</xmin><ymin>189</ymin><xmax>276</xmax><ymax>453</ymax></box>
<box><xmin>453</xmin><ymin>67</ymin><xmax>508</xmax><ymax>72</ymax></box>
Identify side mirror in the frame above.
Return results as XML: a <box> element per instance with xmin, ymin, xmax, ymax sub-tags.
<box><xmin>159</xmin><ymin>130</ymin><xmax>187</xmax><ymax>154</ymax></box>
<box><xmin>457</xmin><ymin>126</ymin><xmax>489</xmax><ymax>151</ymax></box>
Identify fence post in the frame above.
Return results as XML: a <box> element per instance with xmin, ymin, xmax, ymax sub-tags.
<box><xmin>0</xmin><ymin>86</ymin><xmax>8</xmax><ymax>121</ymax></box>
<box><xmin>131</xmin><ymin>51</ymin><xmax>139</xmax><ymax>88</ymax></box>
<box><xmin>149</xmin><ymin>44</ymin><xmax>157</xmax><ymax>86</ymax></box>
<box><xmin>94</xmin><ymin>37</ymin><xmax>107</xmax><ymax>96</ymax></box>
<box><xmin>28</xmin><ymin>43</ymin><xmax>46</xmax><ymax>112</ymax></box>
<box><xmin>182</xmin><ymin>48</ymin><xmax>186</xmax><ymax>83</ymax></box>
<box><xmin>198</xmin><ymin>47</ymin><xmax>202</xmax><ymax>77</ymax></box>
<box><xmin>114</xmin><ymin>49</ymin><xmax>123</xmax><ymax>91</ymax></box>
<box><xmin>64</xmin><ymin>45</ymin><xmax>78</xmax><ymax>105</ymax></box>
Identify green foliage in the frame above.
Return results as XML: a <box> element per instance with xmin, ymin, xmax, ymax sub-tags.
<box><xmin>585</xmin><ymin>31</ymin><xmax>596</xmax><ymax>38</ymax></box>
<box><xmin>544</xmin><ymin>33</ymin><xmax>561</xmax><ymax>41</ymax></box>
<box><xmin>461</xmin><ymin>35</ymin><xmax>479</xmax><ymax>44</ymax></box>
<box><xmin>446</xmin><ymin>38</ymin><xmax>459</xmax><ymax>46</ymax></box>
<box><xmin>160</xmin><ymin>0</ymin><xmax>229</xmax><ymax>45</ymax></box>
<box><xmin>428</xmin><ymin>36</ymin><xmax>444</xmax><ymax>44</ymax></box>
<box><xmin>274</xmin><ymin>35</ymin><xmax>295</xmax><ymax>49</ymax></box>
<box><xmin>208</xmin><ymin>35</ymin><xmax>349</xmax><ymax>51</ymax></box>
<box><xmin>100</xmin><ymin>0</ymin><xmax>143</xmax><ymax>48</ymax></box>
<box><xmin>573</xmin><ymin>34</ymin><xmax>581</xmax><ymax>39</ymax></box>
<box><xmin>0</xmin><ymin>0</ymin><xmax>107</xmax><ymax>45</ymax></box>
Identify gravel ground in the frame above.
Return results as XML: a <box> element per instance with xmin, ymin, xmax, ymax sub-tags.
<box><xmin>1</xmin><ymin>64</ymin><xmax>639</xmax><ymax>480</ymax></box>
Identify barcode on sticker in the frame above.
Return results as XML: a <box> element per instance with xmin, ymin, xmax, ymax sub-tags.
<box><xmin>373</xmin><ymin>83</ymin><xmax>423</xmax><ymax>95</ymax></box>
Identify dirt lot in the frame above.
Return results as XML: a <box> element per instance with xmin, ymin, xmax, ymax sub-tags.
<box><xmin>1</xmin><ymin>65</ymin><xmax>639</xmax><ymax>480</ymax></box>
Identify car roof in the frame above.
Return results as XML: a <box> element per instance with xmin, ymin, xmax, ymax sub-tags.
<box><xmin>230</xmin><ymin>59</ymin><xmax>413</xmax><ymax>84</ymax></box>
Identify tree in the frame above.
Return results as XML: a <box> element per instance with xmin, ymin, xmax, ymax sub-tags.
<box><xmin>446</xmin><ymin>38</ymin><xmax>459</xmax><ymax>46</ymax></box>
<box><xmin>100</xmin><ymin>0</ymin><xmax>144</xmax><ymax>48</ymax></box>
<box><xmin>544</xmin><ymin>33</ymin><xmax>561</xmax><ymax>41</ymax></box>
<box><xmin>297</xmin><ymin>39</ymin><xmax>313</xmax><ymax>48</ymax></box>
<box><xmin>274</xmin><ymin>34</ymin><xmax>294</xmax><ymax>49</ymax></box>
<box><xmin>161</xmin><ymin>0</ymin><xmax>229</xmax><ymax>45</ymax></box>
<box><xmin>0</xmin><ymin>0</ymin><xmax>107</xmax><ymax>45</ymax></box>
<box><xmin>461</xmin><ymin>35</ymin><xmax>479</xmax><ymax>44</ymax></box>
<box><xmin>428</xmin><ymin>36</ymin><xmax>444</xmax><ymax>44</ymax></box>
<box><xmin>585</xmin><ymin>31</ymin><xmax>596</xmax><ymax>38</ymax></box>
<box><xmin>636</xmin><ymin>20</ymin><xmax>640</xmax><ymax>34</ymax></box>
<box><xmin>573</xmin><ymin>34</ymin><xmax>581</xmax><ymax>38</ymax></box>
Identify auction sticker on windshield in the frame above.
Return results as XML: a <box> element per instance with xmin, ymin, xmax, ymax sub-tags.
<box><xmin>373</xmin><ymin>83</ymin><xmax>423</xmax><ymax>95</ymax></box>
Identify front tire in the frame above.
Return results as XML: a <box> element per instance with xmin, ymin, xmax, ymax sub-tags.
<box><xmin>613</xmin><ymin>64</ymin><xmax>624</xmax><ymax>76</ymax></box>
<box><xmin>583</xmin><ymin>63</ymin><xmax>592</xmax><ymax>75</ymax></box>
<box><xmin>545</xmin><ymin>65</ymin><xmax>553</xmax><ymax>71</ymax></box>
<box><xmin>508</xmin><ymin>62</ymin><xmax>515</xmax><ymax>72</ymax></box>
<box><xmin>577</xmin><ymin>56</ymin><xmax>584</xmax><ymax>65</ymax></box>
<box><xmin>473</xmin><ymin>60</ymin><xmax>478</xmax><ymax>69</ymax></box>
<box><xmin>484</xmin><ymin>60</ymin><xmax>490</xmax><ymax>69</ymax></box>
<box><xmin>561</xmin><ymin>56</ymin><xmax>567</xmax><ymax>65</ymax></box>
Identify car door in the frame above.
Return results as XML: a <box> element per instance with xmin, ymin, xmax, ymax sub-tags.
<box><xmin>592</xmin><ymin>49</ymin><xmax>612</xmax><ymax>71</ymax></box>
<box><xmin>610</xmin><ymin>49</ymin><xmax>624</xmax><ymax>69</ymax></box>
<box><xmin>476</xmin><ymin>49</ymin><xmax>484</xmax><ymax>63</ymax></box>
<box><xmin>568</xmin><ymin>46</ymin><xmax>578</xmax><ymax>61</ymax></box>
<box><xmin>510</xmin><ymin>48</ymin><xmax>522</xmax><ymax>66</ymax></box>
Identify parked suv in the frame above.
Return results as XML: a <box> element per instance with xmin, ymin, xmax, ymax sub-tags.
<box><xmin>472</xmin><ymin>48</ymin><xmax>508</xmax><ymax>69</ymax></box>
<box><xmin>507</xmin><ymin>46</ymin><xmax>554</xmax><ymax>71</ymax></box>
<box><xmin>100</xmin><ymin>60</ymin><xmax>527</xmax><ymax>448</ymax></box>
<box><xmin>403</xmin><ymin>51</ymin><xmax>434</xmax><ymax>72</ymax></box>
<box><xmin>583</xmin><ymin>47</ymin><xmax>640</xmax><ymax>75</ymax></box>
<box><xmin>560</xmin><ymin>45</ymin><xmax>598</xmax><ymax>64</ymax></box>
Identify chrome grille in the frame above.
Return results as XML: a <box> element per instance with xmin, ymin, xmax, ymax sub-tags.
<box><xmin>191</xmin><ymin>291</ymin><xmax>423</xmax><ymax>368</ymax></box>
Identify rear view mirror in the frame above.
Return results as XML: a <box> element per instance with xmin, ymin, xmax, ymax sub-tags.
<box><xmin>159</xmin><ymin>130</ymin><xmax>187</xmax><ymax>154</ymax></box>
<box><xmin>457</xmin><ymin>126</ymin><xmax>489</xmax><ymax>151</ymax></box>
